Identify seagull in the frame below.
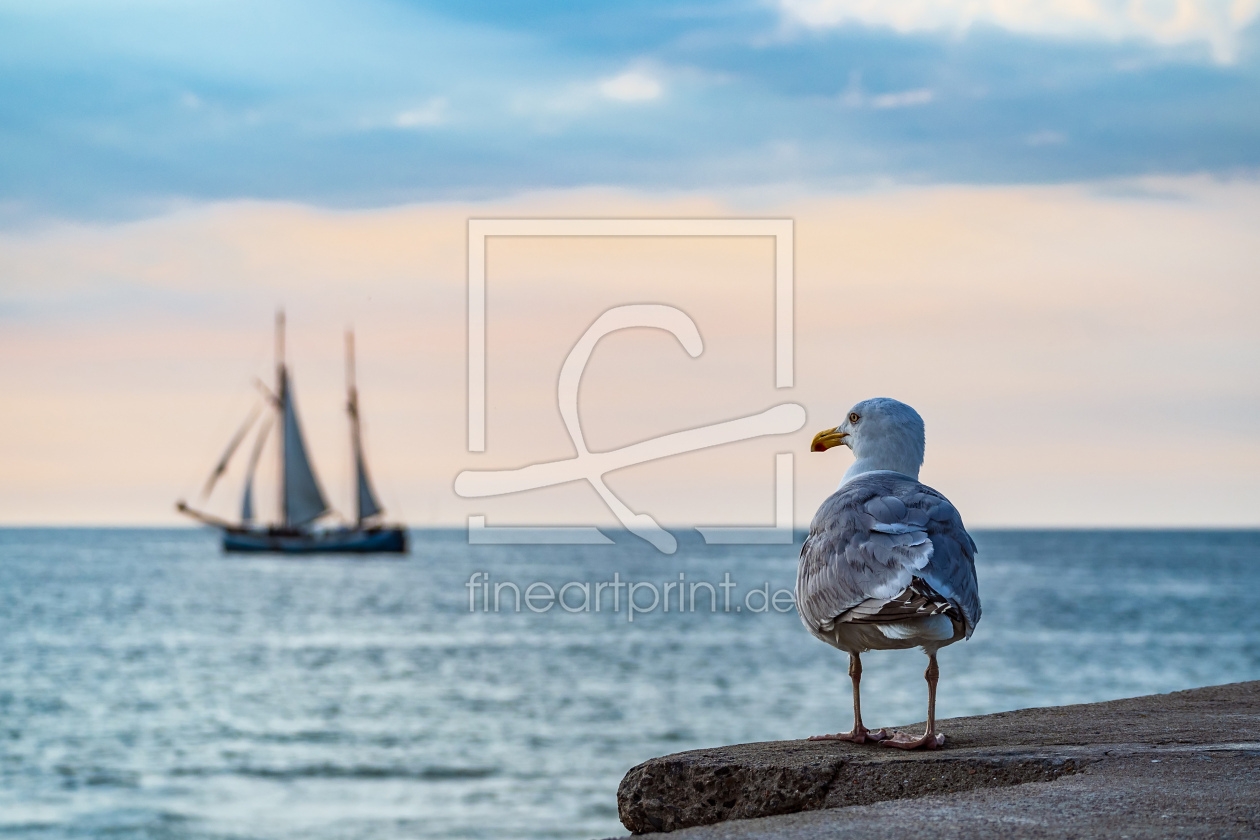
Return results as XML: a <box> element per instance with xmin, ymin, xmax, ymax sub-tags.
<box><xmin>796</xmin><ymin>398</ymin><xmax>980</xmax><ymax>750</ymax></box>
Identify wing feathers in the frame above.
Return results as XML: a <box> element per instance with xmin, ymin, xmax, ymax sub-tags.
<box><xmin>838</xmin><ymin>577</ymin><xmax>961</xmax><ymax>625</ymax></box>
<box><xmin>796</xmin><ymin>473</ymin><xmax>981</xmax><ymax>644</ymax></box>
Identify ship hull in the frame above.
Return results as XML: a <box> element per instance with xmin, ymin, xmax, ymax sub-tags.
<box><xmin>223</xmin><ymin>526</ymin><xmax>407</xmax><ymax>554</ymax></box>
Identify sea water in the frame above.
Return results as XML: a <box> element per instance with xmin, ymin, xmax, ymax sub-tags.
<box><xmin>1</xmin><ymin>528</ymin><xmax>1257</xmax><ymax>839</ymax></box>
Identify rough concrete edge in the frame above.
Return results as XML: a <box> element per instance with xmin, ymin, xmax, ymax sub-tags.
<box><xmin>617</xmin><ymin>754</ymin><xmax>846</xmax><ymax>833</ymax></box>
<box><xmin>618</xmin><ymin>750</ymin><xmax>1094</xmax><ymax>833</ymax></box>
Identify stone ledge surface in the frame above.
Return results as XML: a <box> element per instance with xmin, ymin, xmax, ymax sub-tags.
<box><xmin>616</xmin><ymin>681</ymin><xmax>1260</xmax><ymax>835</ymax></box>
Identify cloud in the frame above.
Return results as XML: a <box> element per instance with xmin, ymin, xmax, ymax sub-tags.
<box><xmin>778</xmin><ymin>0</ymin><xmax>1260</xmax><ymax>62</ymax></box>
<box><xmin>1</xmin><ymin>0</ymin><xmax>1258</xmax><ymax>219</ymax></box>
<box><xmin>599</xmin><ymin>69</ymin><xmax>664</xmax><ymax>102</ymax></box>
<box><xmin>512</xmin><ymin>65</ymin><xmax>666</xmax><ymax>120</ymax></box>
<box><xmin>394</xmin><ymin>97</ymin><xmax>449</xmax><ymax>128</ymax></box>
<box><xmin>840</xmin><ymin>73</ymin><xmax>935</xmax><ymax>109</ymax></box>
<box><xmin>870</xmin><ymin>87</ymin><xmax>934</xmax><ymax>108</ymax></box>
<box><xmin>1025</xmin><ymin>130</ymin><xmax>1067</xmax><ymax>146</ymax></box>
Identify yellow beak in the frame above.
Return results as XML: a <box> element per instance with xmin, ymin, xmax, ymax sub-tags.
<box><xmin>811</xmin><ymin>427</ymin><xmax>849</xmax><ymax>452</ymax></box>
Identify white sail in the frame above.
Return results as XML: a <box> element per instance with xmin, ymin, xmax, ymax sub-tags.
<box><xmin>240</xmin><ymin>416</ymin><xmax>272</xmax><ymax>525</ymax></box>
<box><xmin>280</xmin><ymin>371</ymin><xmax>329</xmax><ymax>527</ymax></box>
<box><xmin>202</xmin><ymin>403</ymin><xmax>261</xmax><ymax>499</ymax></box>
<box><xmin>353</xmin><ymin>437</ymin><xmax>383</xmax><ymax>522</ymax></box>
<box><xmin>241</xmin><ymin>476</ymin><xmax>255</xmax><ymax>524</ymax></box>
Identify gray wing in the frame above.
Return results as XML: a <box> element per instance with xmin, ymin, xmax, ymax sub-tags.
<box><xmin>795</xmin><ymin>472</ymin><xmax>981</xmax><ymax>638</ymax></box>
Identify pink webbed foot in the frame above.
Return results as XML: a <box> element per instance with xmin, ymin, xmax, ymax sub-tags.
<box><xmin>880</xmin><ymin>731</ymin><xmax>946</xmax><ymax>750</ymax></box>
<box><xmin>807</xmin><ymin>728</ymin><xmax>890</xmax><ymax>744</ymax></box>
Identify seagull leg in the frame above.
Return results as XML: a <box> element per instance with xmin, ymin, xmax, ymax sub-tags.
<box><xmin>882</xmin><ymin>653</ymin><xmax>946</xmax><ymax>750</ymax></box>
<box><xmin>808</xmin><ymin>653</ymin><xmax>889</xmax><ymax>743</ymax></box>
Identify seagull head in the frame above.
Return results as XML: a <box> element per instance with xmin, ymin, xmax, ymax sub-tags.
<box><xmin>811</xmin><ymin>397</ymin><xmax>925</xmax><ymax>483</ymax></box>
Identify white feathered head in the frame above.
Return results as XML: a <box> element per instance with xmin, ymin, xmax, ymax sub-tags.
<box><xmin>811</xmin><ymin>397</ymin><xmax>925</xmax><ymax>480</ymax></box>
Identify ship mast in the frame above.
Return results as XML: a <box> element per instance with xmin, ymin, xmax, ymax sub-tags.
<box><xmin>346</xmin><ymin>329</ymin><xmax>357</xmax><ymax>524</ymax></box>
<box><xmin>276</xmin><ymin>310</ymin><xmax>287</xmax><ymax>527</ymax></box>
<box><xmin>346</xmin><ymin>328</ymin><xmax>356</xmax><ymax>403</ymax></box>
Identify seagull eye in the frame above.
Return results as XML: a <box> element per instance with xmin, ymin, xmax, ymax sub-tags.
<box><xmin>849</xmin><ymin>413</ymin><xmax>860</xmax><ymax>423</ymax></box>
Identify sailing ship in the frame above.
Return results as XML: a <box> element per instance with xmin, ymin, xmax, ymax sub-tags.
<box><xmin>177</xmin><ymin>313</ymin><xmax>407</xmax><ymax>554</ymax></box>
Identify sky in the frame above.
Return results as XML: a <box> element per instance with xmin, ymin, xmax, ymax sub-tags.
<box><xmin>1</xmin><ymin>0</ymin><xmax>1258</xmax><ymax>528</ymax></box>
